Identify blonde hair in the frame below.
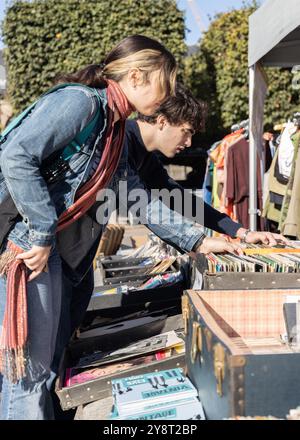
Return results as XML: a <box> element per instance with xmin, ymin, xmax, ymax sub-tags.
<box><xmin>103</xmin><ymin>48</ymin><xmax>177</xmax><ymax>97</ymax></box>
<box><xmin>56</xmin><ymin>35</ymin><xmax>177</xmax><ymax>99</ymax></box>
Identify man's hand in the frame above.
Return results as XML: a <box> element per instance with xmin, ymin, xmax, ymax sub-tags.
<box><xmin>196</xmin><ymin>237</ymin><xmax>244</xmax><ymax>256</ymax></box>
<box><xmin>16</xmin><ymin>245</ymin><xmax>52</xmax><ymax>281</ymax></box>
<box><xmin>236</xmin><ymin>228</ymin><xmax>289</xmax><ymax>246</ymax></box>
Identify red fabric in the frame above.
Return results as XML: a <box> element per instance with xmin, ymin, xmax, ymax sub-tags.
<box><xmin>225</xmin><ymin>138</ymin><xmax>264</xmax><ymax>229</ymax></box>
<box><xmin>0</xmin><ymin>242</ymin><xmax>27</xmax><ymax>350</ymax></box>
<box><xmin>57</xmin><ymin>79</ymin><xmax>133</xmax><ymax>231</ymax></box>
<box><xmin>0</xmin><ymin>241</ymin><xmax>27</xmax><ymax>381</ymax></box>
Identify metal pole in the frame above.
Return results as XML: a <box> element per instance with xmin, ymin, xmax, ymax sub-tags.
<box><xmin>249</xmin><ymin>64</ymin><xmax>257</xmax><ymax>231</ymax></box>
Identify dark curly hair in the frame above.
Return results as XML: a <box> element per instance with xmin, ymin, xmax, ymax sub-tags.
<box><xmin>137</xmin><ymin>83</ymin><xmax>207</xmax><ymax>132</ymax></box>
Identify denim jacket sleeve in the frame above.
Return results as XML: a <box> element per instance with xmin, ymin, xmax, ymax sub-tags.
<box><xmin>121</xmin><ymin>162</ymin><xmax>206</xmax><ymax>253</ymax></box>
<box><xmin>136</xmin><ymin>152</ymin><xmax>243</xmax><ymax>237</ymax></box>
<box><xmin>0</xmin><ymin>86</ymin><xmax>99</xmax><ymax>247</ymax></box>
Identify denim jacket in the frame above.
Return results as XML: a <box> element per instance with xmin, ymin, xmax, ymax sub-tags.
<box><xmin>0</xmin><ymin>85</ymin><xmax>204</xmax><ymax>261</ymax></box>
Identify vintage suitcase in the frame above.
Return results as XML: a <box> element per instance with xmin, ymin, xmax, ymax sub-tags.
<box><xmin>184</xmin><ymin>289</ymin><xmax>300</xmax><ymax>419</ymax></box>
<box><xmin>191</xmin><ymin>254</ymin><xmax>300</xmax><ymax>290</ymax></box>
<box><xmin>55</xmin><ymin>312</ymin><xmax>185</xmax><ymax>410</ymax></box>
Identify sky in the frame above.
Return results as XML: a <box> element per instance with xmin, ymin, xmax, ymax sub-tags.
<box><xmin>0</xmin><ymin>0</ymin><xmax>259</xmax><ymax>48</ymax></box>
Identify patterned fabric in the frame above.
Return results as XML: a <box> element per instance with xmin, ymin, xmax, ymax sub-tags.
<box><xmin>0</xmin><ymin>241</ymin><xmax>27</xmax><ymax>382</ymax></box>
<box><xmin>199</xmin><ymin>289</ymin><xmax>300</xmax><ymax>338</ymax></box>
<box><xmin>57</xmin><ymin>79</ymin><xmax>133</xmax><ymax>231</ymax></box>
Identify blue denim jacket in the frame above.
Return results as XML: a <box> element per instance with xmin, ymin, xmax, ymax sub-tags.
<box><xmin>0</xmin><ymin>85</ymin><xmax>204</xmax><ymax>254</ymax></box>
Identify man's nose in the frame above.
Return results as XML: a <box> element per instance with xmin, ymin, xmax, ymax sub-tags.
<box><xmin>185</xmin><ymin>137</ymin><xmax>192</xmax><ymax>148</ymax></box>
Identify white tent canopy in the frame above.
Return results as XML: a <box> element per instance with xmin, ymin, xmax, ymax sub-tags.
<box><xmin>249</xmin><ymin>0</ymin><xmax>300</xmax><ymax>67</ymax></box>
<box><xmin>248</xmin><ymin>0</ymin><xmax>300</xmax><ymax>229</ymax></box>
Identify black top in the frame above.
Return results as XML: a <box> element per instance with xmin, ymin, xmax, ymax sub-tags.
<box><xmin>124</xmin><ymin>119</ymin><xmax>242</xmax><ymax>237</ymax></box>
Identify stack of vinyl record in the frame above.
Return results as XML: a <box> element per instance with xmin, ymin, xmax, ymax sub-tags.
<box><xmin>55</xmin><ymin>234</ymin><xmax>192</xmax><ymax>416</ymax></box>
<box><xmin>204</xmin><ymin>244</ymin><xmax>300</xmax><ymax>273</ymax></box>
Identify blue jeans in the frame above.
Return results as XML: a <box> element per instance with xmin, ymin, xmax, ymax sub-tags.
<box><xmin>52</xmin><ymin>268</ymin><xmax>94</xmax><ymax>376</ymax></box>
<box><xmin>0</xmin><ymin>246</ymin><xmax>62</xmax><ymax>420</ymax></box>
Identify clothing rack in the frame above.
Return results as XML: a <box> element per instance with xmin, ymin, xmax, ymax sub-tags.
<box><xmin>231</xmin><ymin>119</ymin><xmax>249</xmax><ymax>133</ymax></box>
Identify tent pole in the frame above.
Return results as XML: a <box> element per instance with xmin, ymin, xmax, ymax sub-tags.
<box><xmin>249</xmin><ymin>64</ymin><xmax>257</xmax><ymax>231</ymax></box>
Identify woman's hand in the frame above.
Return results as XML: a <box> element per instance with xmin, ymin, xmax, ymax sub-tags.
<box><xmin>195</xmin><ymin>237</ymin><xmax>244</xmax><ymax>256</ymax></box>
<box><xmin>16</xmin><ymin>245</ymin><xmax>52</xmax><ymax>281</ymax></box>
<box><xmin>236</xmin><ymin>228</ymin><xmax>289</xmax><ymax>246</ymax></box>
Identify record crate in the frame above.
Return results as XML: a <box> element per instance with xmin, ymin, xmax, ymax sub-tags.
<box><xmin>192</xmin><ymin>252</ymin><xmax>300</xmax><ymax>290</ymax></box>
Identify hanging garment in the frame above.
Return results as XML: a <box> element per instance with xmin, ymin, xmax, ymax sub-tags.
<box><xmin>209</xmin><ymin>130</ymin><xmax>244</xmax><ymax>217</ymax></box>
<box><xmin>280</xmin><ymin>132</ymin><xmax>300</xmax><ymax>237</ymax></box>
<box><xmin>203</xmin><ymin>141</ymin><xmax>221</xmax><ymax>208</ymax></box>
<box><xmin>222</xmin><ymin>135</ymin><xmax>246</xmax><ymax>221</ymax></box>
<box><xmin>209</xmin><ymin>129</ymin><xmax>244</xmax><ymax>170</ymax></box>
<box><xmin>277</xmin><ymin>122</ymin><xmax>297</xmax><ymax>180</ymax></box>
<box><xmin>202</xmin><ymin>158</ymin><xmax>213</xmax><ymax>205</ymax></box>
<box><xmin>225</xmin><ymin>137</ymin><xmax>263</xmax><ymax>230</ymax></box>
<box><xmin>265</xmin><ymin>140</ymin><xmax>274</xmax><ymax>172</ymax></box>
<box><xmin>263</xmin><ymin>147</ymin><xmax>289</xmax><ymax>223</ymax></box>
<box><xmin>212</xmin><ymin>164</ymin><xmax>220</xmax><ymax>210</ymax></box>
<box><xmin>279</xmin><ymin>133</ymin><xmax>300</xmax><ymax>229</ymax></box>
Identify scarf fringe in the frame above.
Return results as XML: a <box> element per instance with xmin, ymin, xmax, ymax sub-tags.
<box><xmin>0</xmin><ymin>249</ymin><xmax>18</xmax><ymax>277</ymax></box>
<box><xmin>0</xmin><ymin>245</ymin><xmax>27</xmax><ymax>382</ymax></box>
<box><xmin>0</xmin><ymin>346</ymin><xmax>26</xmax><ymax>383</ymax></box>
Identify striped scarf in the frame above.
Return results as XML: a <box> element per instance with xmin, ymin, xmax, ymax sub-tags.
<box><xmin>0</xmin><ymin>79</ymin><xmax>133</xmax><ymax>382</ymax></box>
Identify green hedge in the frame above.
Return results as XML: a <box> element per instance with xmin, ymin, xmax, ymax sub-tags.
<box><xmin>183</xmin><ymin>6</ymin><xmax>300</xmax><ymax>144</ymax></box>
<box><xmin>1</xmin><ymin>0</ymin><xmax>186</xmax><ymax>112</ymax></box>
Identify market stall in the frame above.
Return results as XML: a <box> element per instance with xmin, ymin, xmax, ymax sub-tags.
<box><xmin>248</xmin><ymin>0</ymin><xmax>300</xmax><ymax>229</ymax></box>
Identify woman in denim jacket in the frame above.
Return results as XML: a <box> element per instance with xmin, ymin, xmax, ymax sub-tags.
<box><xmin>0</xmin><ymin>34</ymin><xmax>185</xmax><ymax>420</ymax></box>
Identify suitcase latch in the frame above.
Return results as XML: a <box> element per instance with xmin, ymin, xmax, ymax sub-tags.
<box><xmin>191</xmin><ymin>321</ymin><xmax>203</xmax><ymax>363</ymax></box>
<box><xmin>182</xmin><ymin>295</ymin><xmax>190</xmax><ymax>335</ymax></box>
<box><xmin>213</xmin><ymin>343</ymin><xmax>226</xmax><ymax>397</ymax></box>
<box><xmin>204</xmin><ymin>328</ymin><xmax>213</xmax><ymax>352</ymax></box>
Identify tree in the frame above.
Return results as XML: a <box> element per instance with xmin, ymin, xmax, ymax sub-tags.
<box><xmin>183</xmin><ymin>5</ymin><xmax>300</xmax><ymax>145</ymax></box>
<box><xmin>1</xmin><ymin>0</ymin><xmax>186</xmax><ymax>112</ymax></box>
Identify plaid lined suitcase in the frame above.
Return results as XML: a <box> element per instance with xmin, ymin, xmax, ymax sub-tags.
<box><xmin>184</xmin><ymin>289</ymin><xmax>300</xmax><ymax>419</ymax></box>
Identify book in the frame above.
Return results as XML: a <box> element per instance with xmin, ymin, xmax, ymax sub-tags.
<box><xmin>110</xmin><ymin>397</ymin><xmax>205</xmax><ymax>420</ymax></box>
<box><xmin>112</xmin><ymin>368</ymin><xmax>197</xmax><ymax>416</ymax></box>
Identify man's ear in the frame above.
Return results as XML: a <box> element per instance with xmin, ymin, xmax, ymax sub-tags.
<box><xmin>127</xmin><ymin>68</ymin><xmax>143</xmax><ymax>88</ymax></box>
<box><xmin>156</xmin><ymin>114</ymin><xmax>167</xmax><ymax>130</ymax></box>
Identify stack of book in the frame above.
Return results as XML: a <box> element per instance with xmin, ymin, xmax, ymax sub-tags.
<box><xmin>110</xmin><ymin>368</ymin><xmax>205</xmax><ymax>420</ymax></box>
<box><xmin>64</xmin><ymin>330</ymin><xmax>185</xmax><ymax>387</ymax></box>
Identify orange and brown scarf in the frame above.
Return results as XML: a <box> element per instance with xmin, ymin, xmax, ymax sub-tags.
<box><xmin>0</xmin><ymin>79</ymin><xmax>133</xmax><ymax>382</ymax></box>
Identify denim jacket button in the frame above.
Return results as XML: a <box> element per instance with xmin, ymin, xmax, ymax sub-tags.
<box><xmin>124</xmin><ymin>170</ymin><xmax>128</xmax><ymax>177</ymax></box>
